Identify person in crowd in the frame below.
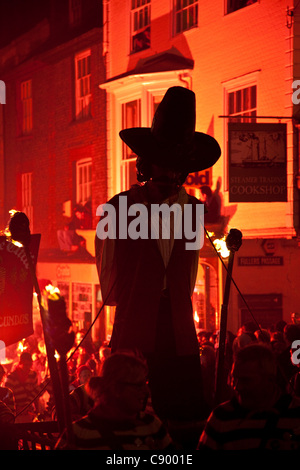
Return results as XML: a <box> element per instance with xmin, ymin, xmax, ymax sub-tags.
<box><xmin>69</xmin><ymin>380</ymin><xmax>94</xmax><ymax>421</ymax></box>
<box><xmin>57</xmin><ymin>351</ymin><xmax>174</xmax><ymax>450</ymax></box>
<box><xmin>232</xmin><ymin>321</ymin><xmax>257</xmax><ymax>357</ymax></box>
<box><xmin>69</xmin><ymin>365</ymin><xmax>92</xmax><ymax>391</ymax></box>
<box><xmin>198</xmin><ymin>332</ymin><xmax>216</xmax><ymax>409</ymax></box>
<box><xmin>0</xmin><ymin>401</ymin><xmax>17</xmax><ymax>450</ymax></box>
<box><xmin>5</xmin><ymin>351</ymin><xmax>40</xmax><ymax>422</ymax></box>
<box><xmin>95</xmin><ymin>86</ymin><xmax>221</xmax><ymax>422</ymax></box>
<box><xmin>291</xmin><ymin>312</ymin><xmax>300</xmax><ymax>325</ymax></box>
<box><xmin>270</xmin><ymin>330</ymin><xmax>286</xmax><ymax>357</ymax></box>
<box><xmin>198</xmin><ymin>343</ymin><xmax>300</xmax><ymax>450</ymax></box>
<box><xmin>0</xmin><ymin>364</ymin><xmax>15</xmax><ymax>415</ymax></box>
<box><xmin>200</xmin><ymin>179</ymin><xmax>222</xmax><ymax>224</ymax></box>
<box><xmin>57</xmin><ymin>203</ymin><xmax>93</xmax><ymax>254</ymax></box>
<box><xmin>255</xmin><ymin>328</ymin><xmax>271</xmax><ymax>345</ymax></box>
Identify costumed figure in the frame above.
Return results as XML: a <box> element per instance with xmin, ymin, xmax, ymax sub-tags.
<box><xmin>95</xmin><ymin>86</ymin><xmax>221</xmax><ymax>422</ymax></box>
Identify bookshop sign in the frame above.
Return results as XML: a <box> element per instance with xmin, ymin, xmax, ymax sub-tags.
<box><xmin>228</xmin><ymin>123</ymin><xmax>287</xmax><ymax>202</ymax></box>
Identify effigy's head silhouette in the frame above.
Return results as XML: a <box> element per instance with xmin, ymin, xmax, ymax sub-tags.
<box><xmin>119</xmin><ymin>86</ymin><xmax>221</xmax><ymax>178</ymax></box>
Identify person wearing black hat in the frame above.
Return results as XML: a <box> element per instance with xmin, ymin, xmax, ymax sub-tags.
<box><xmin>95</xmin><ymin>86</ymin><xmax>221</xmax><ymax>423</ymax></box>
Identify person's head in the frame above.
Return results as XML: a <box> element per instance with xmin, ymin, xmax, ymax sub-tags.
<box><xmin>283</xmin><ymin>323</ymin><xmax>300</xmax><ymax>346</ymax></box>
<box><xmin>254</xmin><ymin>329</ymin><xmax>271</xmax><ymax>344</ymax></box>
<box><xmin>19</xmin><ymin>351</ymin><xmax>33</xmax><ymax>373</ymax></box>
<box><xmin>242</xmin><ymin>321</ymin><xmax>257</xmax><ymax>336</ymax></box>
<box><xmin>88</xmin><ymin>350</ymin><xmax>149</xmax><ymax>418</ymax></box>
<box><xmin>76</xmin><ymin>365</ymin><xmax>92</xmax><ymax>385</ymax></box>
<box><xmin>99</xmin><ymin>345</ymin><xmax>111</xmax><ymax>363</ymax></box>
<box><xmin>231</xmin><ymin>344</ymin><xmax>279</xmax><ymax>411</ymax></box>
<box><xmin>200</xmin><ymin>185</ymin><xmax>212</xmax><ymax>201</ymax></box>
<box><xmin>291</xmin><ymin>312</ymin><xmax>300</xmax><ymax>325</ymax></box>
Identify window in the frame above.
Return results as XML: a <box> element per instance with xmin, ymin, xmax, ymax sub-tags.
<box><xmin>174</xmin><ymin>0</ymin><xmax>198</xmax><ymax>35</ymax></box>
<box><xmin>121</xmin><ymin>100</ymin><xmax>141</xmax><ymax>190</ymax></box>
<box><xmin>72</xmin><ymin>282</ymin><xmax>92</xmax><ymax>330</ymax></box>
<box><xmin>21</xmin><ymin>172</ymin><xmax>33</xmax><ymax>229</ymax></box>
<box><xmin>228</xmin><ymin>85</ymin><xmax>257</xmax><ymax>122</ymax></box>
<box><xmin>75</xmin><ymin>50</ymin><xmax>91</xmax><ymax>119</ymax></box>
<box><xmin>69</xmin><ymin>0</ymin><xmax>82</xmax><ymax>27</ymax></box>
<box><xmin>131</xmin><ymin>0</ymin><xmax>151</xmax><ymax>54</ymax></box>
<box><xmin>226</xmin><ymin>0</ymin><xmax>257</xmax><ymax>15</ymax></box>
<box><xmin>21</xmin><ymin>80</ymin><xmax>32</xmax><ymax>134</ymax></box>
<box><xmin>223</xmin><ymin>79</ymin><xmax>258</xmax><ymax>191</ymax></box>
<box><xmin>76</xmin><ymin>158</ymin><xmax>92</xmax><ymax>206</ymax></box>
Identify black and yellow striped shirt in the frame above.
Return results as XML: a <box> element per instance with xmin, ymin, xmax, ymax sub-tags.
<box><xmin>198</xmin><ymin>394</ymin><xmax>300</xmax><ymax>450</ymax></box>
<box><xmin>70</xmin><ymin>410</ymin><xmax>173</xmax><ymax>450</ymax></box>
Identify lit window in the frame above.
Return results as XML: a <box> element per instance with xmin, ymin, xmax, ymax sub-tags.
<box><xmin>174</xmin><ymin>0</ymin><xmax>198</xmax><ymax>35</ymax></box>
<box><xmin>21</xmin><ymin>80</ymin><xmax>32</xmax><ymax>134</ymax></box>
<box><xmin>72</xmin><ymin>282</ymin><xmax>92</xmax><ymax>329</ymax></box>
<box><xmin>76</xmin><ymin>158</ymin><xmax>92</xmax><ymax>206</ymax></box>
<box><xmin>226</xmin><ymin>0</ymin><xmax>257</xmax><ymax>15</ymax></box>
<box><xmin>69</xmin><ymin>0</ymin><xmax>82</xmax><ymax>26</ymax></box>
<box><xmin>228</xmin><ymin>85</ymin><xmax>257</xmax><ymax>122</ymax></box>
<box><xmin>75</xmin><ymin>50</ymin><xmax>91</xmax><ymax>119</ymax></box>
<box><xmin>121</xmin><ymin>100</ymin><xmax>141</xmax><ymax>190</ymax></box>
<box><xmin>21</xmin><ymin>172</ymin><xmax>33</xmax><ymax>230</ymax></box>
<box><xmin>131</xmin><ymin>0</ymin><xmax>151</xmax><ymax>54</ymax></box>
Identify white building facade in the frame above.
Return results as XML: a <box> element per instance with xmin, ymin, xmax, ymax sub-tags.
<box><xmin>99</xmin><ymin>0</ymin><xmax>300</xmax><ymax>334</ymax></box>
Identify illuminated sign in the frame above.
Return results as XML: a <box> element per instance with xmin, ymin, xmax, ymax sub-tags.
<box><xmin>228</xmin><ymin>123</ymin><xmax>287</xmax><ymax>202</ymax></box>
<box><xmin>238</xmin><ymin>256</ymin><xmax>283</xmax><ymax>266</ymax></box>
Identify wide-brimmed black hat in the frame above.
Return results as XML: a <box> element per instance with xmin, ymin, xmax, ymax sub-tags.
<box><xmin>119</xmin><ymin>86</ymin><xmax>221</xmax><ymax>174</ymax></box>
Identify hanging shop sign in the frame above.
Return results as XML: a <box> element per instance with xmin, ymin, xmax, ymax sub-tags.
<box><xmin>228</xmin><ymin>123</ymin><xmax>287</xmax><ymax>202</ymax></box>
<box><xmin>0</xmin><ymin>234</ymin><xmax>40</xmax><ymax>346</ymax></box>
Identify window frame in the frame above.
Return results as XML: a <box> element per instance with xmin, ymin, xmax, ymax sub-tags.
<box><xmin>225</xmin><ymin>0</ymin><xmax>258</xmax><ymax>15</ymax></box>
<box><xmin>130</xmin><ymin>0</ymin><xmax>151</xmax><ymax>54</ymax></box>
<box><xmin>20</xmin><ymin>79</ymin><xmax>33</xmax><ymax>135</ymax></box>
<box><xmin>75</xmin><ymin>49</ymin><xmax>92</xmax><ymax>120</ymax></box>
<box><xmin>69</xmin><ymin>0</ymin><xmax>82</xmax><ymax>27</ymax></box>
<box><xmin>121</xmin><ymin>99</ymin><xmax>141</xmax><ymax>190</ymax></box>
<box><xmin>173</xmin><ymin>0</ymin><xmax>199</xmax><ymax>36</ymax></box>
<box><xmin>76</xmin><ymin>157</ymin><xmax>92</xmax><ymax>206</ymax></box>
<box><xmin>223</xmin><ymin>73</ymin><xmax>259</xmax><ymax>191</ymax></box>
<box><xmin>21</xmin><ymin>172</ymin><xmax>33</xmax><ymax>230</ymax></box>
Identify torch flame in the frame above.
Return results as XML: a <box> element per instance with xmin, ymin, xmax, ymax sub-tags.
<box><xmin>45</xmin><ymin>284</ymin><xmax>61</xmax><ymax>300</ymax></box>
<box><xmin>213</xmin><ymin>237</ymin><xmax>230</xmax><ymax>259</ymax></box>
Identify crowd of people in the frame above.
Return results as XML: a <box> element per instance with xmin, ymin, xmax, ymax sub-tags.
<box><xmin>1</xmin><ymin>314</ymin><xmax>300</xmax><ymax>450</ymax></box>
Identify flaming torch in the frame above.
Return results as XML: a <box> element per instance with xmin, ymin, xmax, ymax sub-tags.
<box><xmin>46</xmin><ymin>285</ymin><xmax>75</xmax><ymax>446</ymax></box>
<box><xmin>214</xmin><ymin>228</ymin><xmax>242</xmax><ymax>406</ymax></box>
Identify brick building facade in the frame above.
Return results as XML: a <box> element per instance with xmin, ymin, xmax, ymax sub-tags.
<box><xmin>0</xmin><ymin>0</ymin><xmax>107</xmax><ymax>343</ymax></box>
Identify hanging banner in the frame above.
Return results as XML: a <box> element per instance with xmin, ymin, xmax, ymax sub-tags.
<box><xmin>228</xmin><ymin>123</ymin><xmax>287</xmax><ymax>202</ymax></box>
<box><xmin>0</xmin><ymin>234</ymin><xmax>40</xmax><ymax>346</ymax></box>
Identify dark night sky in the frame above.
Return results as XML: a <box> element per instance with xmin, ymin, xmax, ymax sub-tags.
<box><xmin>0</xmin><ymin>0</ymin><xmax>50</xmax><ymax>47</ymax></box>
